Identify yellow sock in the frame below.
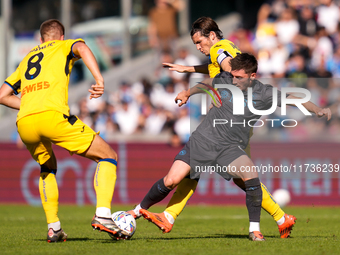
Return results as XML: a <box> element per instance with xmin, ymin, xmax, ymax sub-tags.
<box><xmin>39</xmin><ymin>172</ymin><xmax>59</xmax><ymax>224</ymax></box>
<box><xmin>261</xmin><ymin>183</ymin><xmax>285</xmax><ymax>222</ymax></box>
<box><xmin>94</xmin><ymin>159</ymin><xmax>117</xmax><ymax>209</ymax></box>
<box><xmin>165</xmin><ymin>178</ymin><xmax>198</xmax><ymax>220</ymax></box>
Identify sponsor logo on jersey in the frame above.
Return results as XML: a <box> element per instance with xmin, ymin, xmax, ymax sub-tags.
<box><xmin>29</xmin><ymin>42</ymin><xmax>56</xmax><ymax>53</ymax></box>
<box><xmin>179</xmin><ymin>150</ymin><xmax>187</xmax><ymax>155</ymax></box>
<box><xmin>21</xmin><ymin>81</ymin><xmax>50</xmax><ymax>97</ymax></box>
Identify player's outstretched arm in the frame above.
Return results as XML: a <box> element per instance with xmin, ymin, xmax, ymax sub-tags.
<box><xmin>175</xmin><ymin>78</ymin><xmax>213</xmax><ymax>106</ymax></box>
<box><xmin>72</xmin><ymin>42</ymin><xmax>104</xmax><ymax>99</ymax></box>
<box><xmin>163</xmin><ymin>63</ymin><xmax>209</xmax><ymax>74</ymax></box>
<box><xmin>287</xmin><ymin>95</ymin><xmax>332</xmax><ymax>120</ymax></box>
<box><xmin>0</xmin><ymin>83</ymin><xmax>20</xmax><ymax>110</ymax></box>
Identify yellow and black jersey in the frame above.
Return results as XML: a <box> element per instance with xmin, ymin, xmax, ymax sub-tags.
<box><xmin>5</xmin><ymin>38</ymin><xmax>84</xmax><ymax>121</ymax></box>
<box><xmin>208</xmin><ymin>39</ymin><xmax>241</xmax><ymax>78</ymax></box>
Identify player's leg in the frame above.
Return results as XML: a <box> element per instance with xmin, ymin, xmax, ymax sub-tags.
<box><xmin>129</xmin><ymin>160</ymin><xmax>191</xmax><ymax>232</ymax></box>
<box><xmin>233</xmin><ymin>178</ymin><xmax>284</xmax><ymax>221</ymax></box>
<box><xmin>165</xmin><ymin>176</ymin><xmax>198</xmax><ymax>221</ymax></box>
<box><xmin>229</xmin><ymin>155</ymin><xmax>265</xmax><ymax>241</ymax></box>
<box><xmin>128</xmin><ymin>139</ymin><xmax>194</xmax><ymax>232</ymax></box>
<box><xmin>48</xmin><ymin>112</ymin><xmax>122</xmax><ymax>239</ymax></box>
<box><xmin>129</xmin><ymin>142</ymin><xmax>191</xmax><ymax>218</ymax></box>
<box><xmin>161</xmin><ymin>140</ymin><xmax>198</xmax><ymax>223</ymax></box>
<box><xmin>233</xmin><ymin>178</ymin><xmax>296</xmax><ymax>238</ymax></box>
<box><xmin>238</xmin><ymin>141</ymin><xmax>296</xmax><ymax>238</ymax></box>
<box><xmin>39</xmin><ymin>151</ymin><xmax>58</xmax><ymax>226</ymax></box>
<box><xmin>259</xmin><ymin>183</ymin><xmax>296</xmax><ymax>238</ymax></box>
<box><xmin>81</xmin><ymin>134</ymin><xmax>117</xmax><ymax>217</ymax></box>
<box><xmin>134</xmin><ymin>159</ymin><xmax>190</xmax><ymax>212</ymax></box>
<box><xmin>39</xmin><ymin>151</ymin><xmax>58</xmax><ymax>227</ymax></box>
<box><xmin>152</xmin><ymin>140</ymin><xmax>234</xmax><ymax>232</ymax></box>
<box><xmin>49</xmin><ymin>113</ymin><xmax>118</xmax><ymax>219</ymax></box>
<box><xmin>79</xmin><ymin>133</ymin><xmax>123</xmax><ymax>238</ymax></box>
<box><xmin>39</xmin><ymin>150</ymin><xmax>67</xmax><ymax>242</ymax></box>
<box><xmin>17</xmin><ymin>114</ymin><xmax>67</xmax><ymax>242</ymax></box>
<box><xmin>131</xmin><ymin>175</ymin><xmax>198</xmax><ymax>233</ymax></box>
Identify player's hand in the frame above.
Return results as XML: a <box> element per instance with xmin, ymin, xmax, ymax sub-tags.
<box><xmin>88</xmin><ymin>81</ymin><xmax>104</xmax><ymax>99</ymax></box>
<box><xmin>175</xmin><ymin>90</ymin><xmax>190</xmax><ymax>107</ymax></box>
<box><xmin>163</xmin><ymin>63</ymin><xmax>189</xmax><ymax>73</ymax></box>
<box><xmin>317</xmin><ymin>108</ymin><xmax>331</xmax><ymax>120</ymax></box>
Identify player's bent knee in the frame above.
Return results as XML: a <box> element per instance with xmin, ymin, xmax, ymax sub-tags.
<box><xmin>103</xmin><ymin>147</ymin><xmax>118</xmax><ymax>161</ymax></box>
<box><xmin>163</xmin><ymin>176</ymin><xmax>179</xmax><ymax>190</ymax></box>
<box><xmin>40</xmin><ymin>164</ymin><xmax>57</xmax><ymax>174</ymax></box>
<box><xmin>96</xmin><ymin>151</ymin><xmax>118</xmax><ymax>162</ymax></box>
<box><xmin>97</xmin><ymin>146</ymin><xmax>117</xmax><ymax>161</ymax></box>
<box><xmin>41</xmin><ymin>156</ymin><xmax>57</xmax><ymax>171</ymax></box>
<box><xmin>233</xmin><ymin>178</ymin><xmax>246</xmax><ymax>191</ymax></box>
<box><xmin>83</xmin><ymin>135</ymin><xmax>118</xmax><ymax>162</ymax></box>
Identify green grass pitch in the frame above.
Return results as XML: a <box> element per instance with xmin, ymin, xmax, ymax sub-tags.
<box><xmin>0</xmin><ymin>205</ymin><xmax>339</xmax><ymax>255</ymax></box>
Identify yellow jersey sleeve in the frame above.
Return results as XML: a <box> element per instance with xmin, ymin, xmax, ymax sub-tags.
<box><xmin>5</xmin><ymin>38</ymin><xmax>85</xmax><ymax>121</ymax></box>
<box><xmin>208</xmin><ymin>39</ymin><xmax>241</xmax><ymax>78</ymax></box>
<box><xmin>5</xmin><ymin>67</ymin><xmax>21</xmax><ymax>95</ymax></box>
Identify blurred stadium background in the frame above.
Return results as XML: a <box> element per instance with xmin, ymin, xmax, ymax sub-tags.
<box><xmin>0</xmin><ymin>0</ymin><xmax>340</xmax><ymax>207</ymax></box>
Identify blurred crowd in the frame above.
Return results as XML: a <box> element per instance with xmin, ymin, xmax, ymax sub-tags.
<box><xmin>68</xmin><ymin>0</ymin><xmax>340</xmax><ymax>144</ymax></box>
<box><xmin>70</xmin><ymin>47</ymin><xmax>201</xmax><ymax>146</ymax></box>
<box><xmin>9</xmin><ymin>0</ymin><xmax>340</xmax><ymax>144</ymax></box>
<box><xmin>238</xmin><ymin>0</ymin><xmax>340</xmax><ymax>141</ymax></box>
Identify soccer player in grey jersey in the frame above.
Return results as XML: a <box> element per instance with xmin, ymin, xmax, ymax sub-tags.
<box><xmin>188</xmin><ymin>75</ymin><xmax>284</xmax><ymax>180</ymax></box>
<box><xmin>194</xmin><ymin>76</ymin><xmax>282</xmax><ymax>150</ymax></box>
<box><xmin>129</xmin><ymin>53</ymin><xmax>331</xmax><ymax>241</ymax></box>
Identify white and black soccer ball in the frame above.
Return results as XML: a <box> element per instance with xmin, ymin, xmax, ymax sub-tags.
<box><xmin>111</xmin><ymin>211</ymin><xmax>136</xmax><ymax>238</ymax></box>
<box><xmin>272</xmin><ymin>189</ymin><xmax>291</xmax><ymax>207</ymax></box>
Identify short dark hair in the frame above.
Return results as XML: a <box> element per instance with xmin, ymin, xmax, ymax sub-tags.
<box><xmin>190</xmin><ymin>17</ymin><xmax>223</xmax><ymax>39</ymax></box>
<box><xmin>230</xmin><ymin>53</ymin><xmax>258</xmax><ymax>74</ymax></box>
<box><xmin>40</xmin><ymin>19</ymin><xmax>65</xmax><ymax>42</ymax></box>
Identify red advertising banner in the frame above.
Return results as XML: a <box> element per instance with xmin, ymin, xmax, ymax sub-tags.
<box><xmin>0</xmin><ymin>142</ymin><xmax>339</xmax><ymax>206</ymax></box>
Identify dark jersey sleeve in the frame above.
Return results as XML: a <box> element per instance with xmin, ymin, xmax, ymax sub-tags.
<box><xmin>262</xmin><ymin>84</ymin><xmax>283</xmax><ymax>108</ymax></box>
<box><xmin>212</xmin><ymin>71</ymin><xmax>233</xmax><ymax>88</ymax></box>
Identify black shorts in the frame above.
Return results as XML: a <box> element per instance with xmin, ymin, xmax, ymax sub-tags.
<box><xmin>174</xmin><ymin>136</ymin><xmax>247</xmax><ymax>180</ymax></box>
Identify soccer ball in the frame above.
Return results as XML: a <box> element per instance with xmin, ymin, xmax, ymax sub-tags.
<box><xmin>111</xmin><ymin>211</ymin><xmax>136</xmax><ymax>238</ymax></box>
<box><xmin>272</xmin><ymin>189</ymin><xmax>291</xmax><ymax>207</ymax></box>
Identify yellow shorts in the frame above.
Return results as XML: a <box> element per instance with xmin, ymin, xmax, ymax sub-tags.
<box><xmin>17</xmin><ymin>110</ymin><xmax>97</xmax><ymax>165</ymax></box>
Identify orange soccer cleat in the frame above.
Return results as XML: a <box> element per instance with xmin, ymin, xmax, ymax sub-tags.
<box><xmin>278</xmin><ymin>214</ymin><xmax>297</xmax><ymax>238</ymax></box>
<box><xmin>249</xmin><ymin>231</ymin><xmax>266</xmax><ymax>241</ymax></box>
<box><xmin>91</xmin><ymin>215</ymin><xmax>127</xmax><ymax>240</ymax></box>
<box><xmin>140</xmin><ymin>209</ymin><xmax>173</xmax><ymax>233</ymax></box>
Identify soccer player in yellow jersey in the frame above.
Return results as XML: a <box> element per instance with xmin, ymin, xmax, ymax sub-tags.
<box><xmin>0</xmin><ymin>19</ymin><xmax>127</xmax><ymax>242</ymax></box>
<box><xmin>129</xmin><ymin>17</ymin><xmax>296</xmax><ymax>238</ymax></box>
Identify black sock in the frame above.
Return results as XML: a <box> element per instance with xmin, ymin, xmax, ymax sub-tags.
<box><xmin>140</xmin><ymin>178</ymin><xmax>172</xmax><ymax>209</ymax></box>
<box><xmin>244</xmin><ymin>178</ymin><xmax>262</xmax><ymax>223</ymax></box>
